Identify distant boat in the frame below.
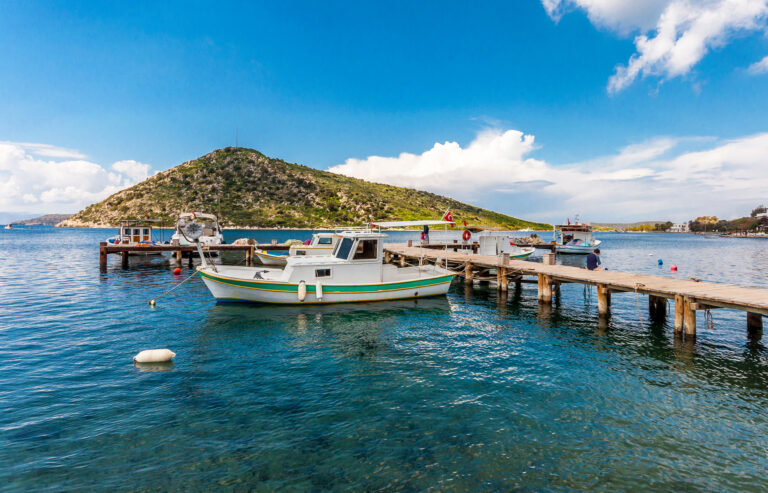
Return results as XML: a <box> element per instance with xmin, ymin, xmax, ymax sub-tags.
<box><xmin>106</xmin><ymin>219</ymin><xmax>163</xmax><ymax>256</ymax></box>
<box><xmin>253</xmin><ymin>232</ymin><xmax>341</xmax><ymax>267</ymax></box>
<box><xmin>170</xmin><ymin>212</ymin><xmax>224</xmax><ymax>257</ymax></box>
<box><xmin>554</xmin><ymin>219</ymin><xmax>601</xmax><ymax>254</ymax></box>
<box><xmin>4</xmin><ymin>224</ymin><xmax>11</xmax><ymax>230</ymax></box>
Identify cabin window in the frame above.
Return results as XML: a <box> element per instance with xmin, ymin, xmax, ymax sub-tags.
<box><xmin>143</xmin><ymin>228</ymin><xmax>149</xmax><ymax>235</ymax></box>
<box><xmin>353</xmin><ymin>239</ymin><xmax>378</xmax><ymax>260</ymax></box>
<box><xmin>123</xmin><ymin>228</ymin><xmax>130</xmax><ymax>235</ymax></box>
<box><xmin>335</xmin><ymin>238</ymin><xmax>354</xmax><ymax>259</ymax></box>
<box><xmin>296</xmin><ymin>250</ymin><xmax>306</xmax><ymax>256</ymax></box>
<box><xmin>315</xmin><ymin>268</ymin><xmax>331</xmax><ymax>278</ymax></box>
<box><xmin>134</xmin><ymin>228</ymin><xmax>142</xmax><ymax>235</ymax></box>
<box><xmin>318</xmin><ymin>237</ymin><xmax>332</xmax><ymax>245</ymax></box>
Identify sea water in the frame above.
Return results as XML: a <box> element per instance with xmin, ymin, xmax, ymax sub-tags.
<box><xmin>2</xmin><ymin>227</ymin><xmax>768</xmax><ymax>491</ymax></box>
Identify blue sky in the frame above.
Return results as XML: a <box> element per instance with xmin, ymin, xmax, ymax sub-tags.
<box><xmin>2</xmin><ymin>0</ymin><xmax>768</xmax><ymax>222</ymax></box>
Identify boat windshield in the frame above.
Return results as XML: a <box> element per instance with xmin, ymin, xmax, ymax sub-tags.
<box><xmin>335</xmin><ymin>237</ymin><xmax>354</xmax><ymax>259</ymax></box>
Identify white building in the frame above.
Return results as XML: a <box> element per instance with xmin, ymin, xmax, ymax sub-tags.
<box><xmin>669</xmin><ymin>223</ymin><xmax>690</xmax><ymax>233</ymax></box>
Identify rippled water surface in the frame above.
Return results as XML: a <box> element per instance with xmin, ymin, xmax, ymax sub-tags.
<box><xmin>2</xmin><ymin>228</ymin><xmax>768</xmax><ymax>491</ymax></box>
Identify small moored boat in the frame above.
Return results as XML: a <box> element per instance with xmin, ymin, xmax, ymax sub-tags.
<box><xmin>253</xmin><ymin>232</ymin><xmax>341</xmax><ymax>266</ymax></box>
<box><xmin>106</xmin><ymin>219</ymin><xmax>163</xmax><ymax>256</ymax></box>
<box><xmin>554</xmin><ymin>219</ymin><xmax>601</xmax><ymax>254</ymax></box>
<box><xmin>196</xmin><ymin>229</ymin><xmax>454</xmax><ymax>304</ymax></box>
<box><xmin>170</xmin><ymin>212</ymin><xmax>223</xmax><ymax>256</ymax></box>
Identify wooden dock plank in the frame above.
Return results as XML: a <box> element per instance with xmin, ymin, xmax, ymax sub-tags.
<box><xmin>385</xmin><ymin>244</ymin><xmax>768</xmax><ymax>316</ymax></box>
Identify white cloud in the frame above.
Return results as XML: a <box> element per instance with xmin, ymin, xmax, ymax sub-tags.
<box><xmin>543</xmin><ymin>0</ymin><xmax>768</xmax><ymax>93</ymax></box>
<box><xmin>329</xmin><ymin>128</ymin><xmax>768</xmax><ymax>222</ymax></box>
<box><xmin>748</xmin><ymin>54</ymin><xmax>768</xmax><ymax>73</ymax></box>
<box><xmin>0</xmin><ymin>142</ymin><xmax>153</xmax><ymax>213</ymax></box>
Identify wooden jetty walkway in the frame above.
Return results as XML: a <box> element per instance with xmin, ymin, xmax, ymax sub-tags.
<box><xmin>99</xmin><ymin>242</ymin><xmax>289</xmax><ymax>268</ymax></box>
<box><xmin>385</xmin><ymin>242</ymin><xmax>768</xmax><ymax>338</ymax></box>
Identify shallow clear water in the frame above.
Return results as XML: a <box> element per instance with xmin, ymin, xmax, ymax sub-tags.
<box><xmin>2</xmin><ymin>228</ymin><xmax>768</xmax><ymax>491</ymax></box>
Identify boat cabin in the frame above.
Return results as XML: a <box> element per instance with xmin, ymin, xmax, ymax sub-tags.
<box><xmin>555</xmin><ymin>224</ymin><xmax>595</xmax><ymax>246</ymax></box>
<box><xmin>280</xmin><ymin>231</ymin><xmax>386</xmax><ymax>283</ymax></box>
<box><xmin>117</xmin><ymin>219</ymin><xmax>160</xmax><ymax>244</ymax></box>
<box><xmin>288</xmin><ymin>232</ymin><xmax>340</xmax><ymax>256</ymax></box>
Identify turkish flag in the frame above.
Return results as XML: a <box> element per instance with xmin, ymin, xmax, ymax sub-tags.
<box><xmin>442</xmin><ymin>210</ymin><xmax>454</xmax><ymax>224</ymax></box>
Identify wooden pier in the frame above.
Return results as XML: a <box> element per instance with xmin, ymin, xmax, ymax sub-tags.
<box><xmin>99</xmin><ymin>242</ymin><xmax>290</xmax><ymax>268</ymax></box>
<box><xmin>385</xmin><ymin>243</ymin><xmax>768</xmax><ymax>338</ymax></box>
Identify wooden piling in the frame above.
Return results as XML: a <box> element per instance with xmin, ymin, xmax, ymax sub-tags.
<box><xmin>99</xmin><ymin>242</ymin><xmax>107</xmax><ymax>268</ymax></box>
<box><xmin>538</xmin><ymin>274</ymin><xmax>552</xmax><ymax>303</ymax></box>
<box><xmin>400</xmin><ymin>255</ymin><xmax>406</xmax><ymax>268</ymax></box>
<box><xmin>674</xmin><ymin>294</ymin><xmax>685</xmax><ymax>335</ymax></box>
<box><xmin>649</xmin><ymin>295</ymin><xmax>667</xmax><ymax>320</ymax></box>
<box><xmin>121</xmin><ymin>251</ymin><xmax>128</xmax><ymax>269</ymax></box>
<box><xmin>597</xmin><ymin>284</ymin><xmax>610</xmax><ymax>316</ymax></box>
<box><xmin>684</xmin><ymin>296</ymin><xmax>696</xmax><ymax>337</ymax></box>
<box><xmin>747</xmin><ymin>312</ymin><xmax>763</xmax><ymax>332</ymax></box>
<box><xmin>465</xmin><ymin>262</ymin><xmax>474</xmax><ymax>284</ymax></box>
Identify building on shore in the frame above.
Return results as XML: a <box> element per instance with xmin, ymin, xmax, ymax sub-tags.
<box><xmin>669</xmin><ymin>223</ymin><xmax>690</xmax><ymax>233</ymax></box>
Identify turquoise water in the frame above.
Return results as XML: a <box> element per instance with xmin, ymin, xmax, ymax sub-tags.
<box><xmin>2</xmin><ymin>228</ymin><xmax>768</xmax><ymax>491</ymax></box>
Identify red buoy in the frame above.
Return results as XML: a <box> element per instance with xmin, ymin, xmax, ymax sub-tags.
<box><xmin>670</xmin><ymin>264</ymin><xmax>678</xmax><ymax>272</ymax></box>
<box><xmin>173</xmin><ymin>267</ymin><xmax>181</xmax><ymax>275</ymax></box>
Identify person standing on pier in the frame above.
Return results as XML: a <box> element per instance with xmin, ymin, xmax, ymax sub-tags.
<box><xmin>587</xmin><ymin>248</ymin><xmax>601</xmax><ymax>271</ymax></box>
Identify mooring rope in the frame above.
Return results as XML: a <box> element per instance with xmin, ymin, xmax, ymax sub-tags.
<box><xmin>148</xmin><ymin>269</ymin><xmax>199</xmax><ymax>306</ymax></box>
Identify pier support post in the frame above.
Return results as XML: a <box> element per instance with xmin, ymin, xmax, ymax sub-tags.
<box><xmin>649</xmin><ymin>295</ymin><xmax>667</xmax><ymax>321</ymax></box>
<box><xmin>384</xmin><ymin>251</ymin><xmax>391</xmax><ymax>263</ymax></box>
<box><xmin>399</xmin><ymin>255</ymin><xmax>406</xmax><ymax>268</ymax></box>
<box><xmin>683</xmin><ymin>297</ymin><xmax>696</xmax><ymax>338</ymax></box>
<box><xmin>176</xmin><ymin>250</ymin><xmax>182</xmax><ymax>263</ymax></box>
<box><xmin>188</xmin><ymin>253</ymin><xmax>194</xmax><ymax>267</ymax></box>
<box><xmin>538</xmin><ymin>274</ymin><xmax>552</xmax><ymax>304</ymax></box>
<box><xmin>674</xmin><ymin>294</ymin><xmax>685</xmax><ymax>335</ymax></box>
<box><xmin>498</xmin><ymin>254</ymin><xmax>509</xmax><ymax>292</ymax></box>
<box><xmin>121</xmin><ymin>251</ymin><xmax>128</xmax><ymax>269</ymax></box>
<box><xmin>465</xmin><ymin>262</ymin><xmax>474</xmax><ymax>284</ymax></box>
<box><xmin>747</xmin><ymin>312</ymin><xmax>763</xmax><ymax>333</ymax></box>
<box><xmin>99</xmin><ymin>242</ymin><xmax>107</xmax><ymax>269</ymax></box>
<box><xmin>597</xmin><ymin>284</ymin><xmax>610</xmax><ymax>316</ymax></box>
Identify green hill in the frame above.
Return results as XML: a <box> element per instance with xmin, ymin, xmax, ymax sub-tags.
<box><xmin>60</xmin><ymin>147</ymin><xmax>550</xmax><ymax>229</ymax></box>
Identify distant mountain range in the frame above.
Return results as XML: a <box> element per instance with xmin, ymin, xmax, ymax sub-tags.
<box><xmin>60</xmin><ymin>147</ymin><xmax>551</xmax><ymax>230</ymax></box>
<box><xmin>3</xmin><ymin>213</ymin><xmax>73</xmax><ymax>226</ymax></box>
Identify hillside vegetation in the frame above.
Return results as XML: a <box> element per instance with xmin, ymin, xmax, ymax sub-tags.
<box><xmin>60</xmin><ymin>147</ymin><xmax>550</xmax><ymax>229</ymax></box>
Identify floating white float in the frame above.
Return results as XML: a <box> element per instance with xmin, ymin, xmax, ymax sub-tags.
<box><xmin>298</xmin><ymin>280</ymin><xmax>307</xmax><ymax>302</ymax></box>
<box><xmin>133</xmin><ymin>348</ymin><xmax>176</xmax><ymax>363</ymax></box>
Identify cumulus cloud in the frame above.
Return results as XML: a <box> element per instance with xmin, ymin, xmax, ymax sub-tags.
<box><xmin>543</xmin><ymin>0</ymin><xmax>768</xmax><ymax>93</ymax></box>
<box><xmin>0</xmin><ymin>142</ymin><xmax>154</xmax><ymax>213</ymax></box>
<box><xmin>329</xmin><ymin>128</ymin><xmax>768</xmax><ymax>222</ymax></box>
<box><xmin>747</xmin><ymin>54</ymin><xmax>768</xmax><ymax>73</ymax></box>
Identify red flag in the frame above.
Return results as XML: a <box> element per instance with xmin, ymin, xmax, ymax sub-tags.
<box><xmin>441</xmin><ymin>210</ymin><xmax>454</xmax><ymax>224</ymax></box>
<box><xmin>567</xmin><ymin>217</ymin><xmax>570</xmax><ymax>225</ymax></box>
<box><xmin>463</xmin><ymin>219</ymin><xmax>467</xmax><ymax>227</ymax></box>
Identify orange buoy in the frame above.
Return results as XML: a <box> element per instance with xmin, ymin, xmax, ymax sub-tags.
<box><xmin>173</xmin><ymin>267</ymin><xmax>181</xmax><ymax>275</ymax></box>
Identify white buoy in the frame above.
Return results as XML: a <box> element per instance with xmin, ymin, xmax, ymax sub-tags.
<box><xmin>315</xmin><ymin>281</ymin><xmax>323</xmax><ymax>300</ymax></box>
<box><xmin>133</xmin><ymin>349</ymin><xmax>176</xmax><ymax>363</ymax></box>
<box><xmin>298</xmin><ymin>281</ymin><xmax>307</xmax><ymax>302</ymax></box>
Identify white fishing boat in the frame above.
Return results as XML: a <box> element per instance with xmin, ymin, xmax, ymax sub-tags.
<box><xmin>106</xmin><ymin>219</ymin><xmax>164</xmax><ymax>256</ymax></box>
<box><xmin>170</xmin><ymin>212</ymin><xmax>223</xmax><ymax>256</ymax></box>
<box><xmin>554</xmin><ymin>219</ymin><xmax>601</xmax><ymax>254</ymax></box>
<box><xmin>195</xmin><ymin>227</ymin><xmax>455</xmax><ymax>305</ymax></box>
<box><xmin>4</xmin><ymin>224</ymin><xmax>11</xmax><ymax>230</ymax></box>
<box><xmin>253</xmin><ymin>232</ymin><xmax>340</xmax><ymax>266</ymax></box>
<box><xmin>476</xmin><ymin>233</ymin><xmax>535</xmax><ymax>259</ymax></box>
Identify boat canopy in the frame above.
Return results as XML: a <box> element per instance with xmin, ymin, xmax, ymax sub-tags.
<box><xmin>370</xmin><ymin>220</ymin><xmax>454</xmax><ymax>228</ymax></box>
<box><xmin>178</xmin><ymin>212</ymin><xmax>218</xmax><ymax>221</ymax></box>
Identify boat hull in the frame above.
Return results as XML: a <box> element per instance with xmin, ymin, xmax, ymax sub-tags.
<box><xmin>253</xmin><ymin>251</ymin><xmax>288</xmax><ymax>266</ymax></box>
<box><xmin>556</xmin><ymin>240</ymin><xmax>602</xmax><ymax>254</ymax></box>
<box><xmin>197</xmin><ymin>268</ymin><xmax>454</xmax><ymax>304</ymax></box>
